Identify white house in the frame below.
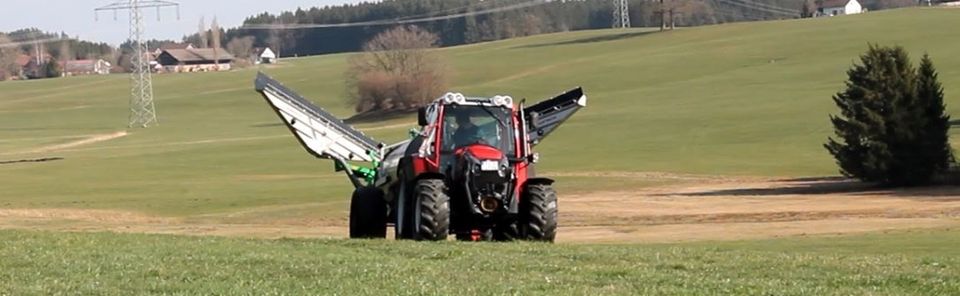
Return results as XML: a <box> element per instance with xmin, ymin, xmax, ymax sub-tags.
<box><xmin>818</xmin><ymin>0</ymin><xmax>863</xmax><ymax>16</ymax></box>
<box><xmin>256</xmin><ymin>47</ymin><xmax>277</xmax><ymax>64</ymax></box>
<box><xmin>941</xmin><ymin>0</ymin><xmax>960</xmax><ymax>6</ymax></box>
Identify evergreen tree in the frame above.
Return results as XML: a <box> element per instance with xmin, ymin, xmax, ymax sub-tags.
<box><xmin>915</xmin><ymin>54</ymin><xmax>954</xmax><ymax>174</ymax></box>
<box><xmin>825</xmin><ymin>46</ymin><xmax>953</xmax><ymax>186</ymax></box>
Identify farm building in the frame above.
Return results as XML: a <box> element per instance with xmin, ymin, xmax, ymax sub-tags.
<box><xmin>818</xmin><ymin>0</ymin><xmax>863</xmax><ymax>16</ymax></box>
<box><xmin>152</xmin><ymin>43</ymin><xmax>194</xmax><ymax>56</ymax></box>
<box><xmin>62</xmin><ymin>59</ymin><xmax>112</xmax><ymax>76</ymax></box>
<box><xmin>14</xmin><ymin>55</ymin><xmax>31</xmax><ymax>77</ymax></box>
<box><xmin>19</xmin><ymin>54</ymin><xmax>52</xmax><ymax>79</ymax></box>
<box><xmin>255</xmin><ymin>47</ymin><xmax>277</xmax><ymax>64</ymax></box>
<box><xmin>156</xmin><ymin>48</ymin><xmax>234</xmax><ymax>72</ymax></box>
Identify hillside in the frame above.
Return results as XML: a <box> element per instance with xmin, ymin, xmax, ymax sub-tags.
<box><xmin>0</xmin><ymin>8</ymin><xmax>958</xmax><ymax>217</ymax></box>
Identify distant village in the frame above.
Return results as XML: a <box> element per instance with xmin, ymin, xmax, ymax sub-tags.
<box><xmin>7</xmin><ymin>43</ymin><xmax>276</xmax><ymax>80</ymax></box>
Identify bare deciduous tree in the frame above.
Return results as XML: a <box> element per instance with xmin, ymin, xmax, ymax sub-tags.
<box><xmin>211</xmin><ymin>17</ymin><xmax>221</xmax><ymax>69</ymax></box>
<box><xmin>0</xmin><ymin>34</ymin><xmax>23</xmax><ymax>80</ymax></box>
<box><xmin>226</xmin><ymin>36</ymin><xmax>255</xmax><ymax>67</ymax></box>
<box><xmin>197</xmin><ymin>17</ymin><xmax>208</xmax><ymax>48</ymax></box>
<box><xmin>345</xmin><ymin>25</ymin><xmax>449</xmax><ymax>113</ymax></box>
<box><xmin>58</xmin><ymin>41</ymin><xmax>73</xmax><ymax>61</ymax></box>
<box><xmin>519</xmin><ymin>14</ymin><xmax>543</xmax><ymax>37</ymax></box>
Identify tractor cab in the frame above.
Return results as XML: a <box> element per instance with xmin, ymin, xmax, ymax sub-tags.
<box><xmin>443</xmin><ymin>104</ymin><xmax>515</xmax><ymax>155</ymax></box>
<box><xmin>429</xmin><ymin>95</ymin><xmax>519</xmax><ymax>178</ymax></box>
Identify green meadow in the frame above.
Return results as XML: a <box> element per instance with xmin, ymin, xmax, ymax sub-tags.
<box><xmin>2</xmin><ymin>7</ymin><xmax>960</xmax><ymax>295</ymax></box>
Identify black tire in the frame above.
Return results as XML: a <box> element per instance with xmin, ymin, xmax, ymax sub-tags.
<box><xmin>493</xmin><ymin>222</ymin><xmax>520</xmax><ymax>241</ymax></box>
<box><xmin>394</xmin><ymin>175</ymin><xmax>414</xmax><ymax>240</ymax></box>
<box><xmin>414</xmin><ymin>179</ymin><xmax>450</xmax><ymax>241</ymax></box>
<box><xmin>349</xmin><ymin>187</ymin><xmax>387</xmax><ymax>239</ymax></box>
<box><xmin>521</xmin><ymin>184</ymin><xmax>558</xmax><ymax>242</ymax></box>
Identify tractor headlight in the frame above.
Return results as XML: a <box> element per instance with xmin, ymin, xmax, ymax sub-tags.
<box><xmin>491</xmin><ymin>95</ymin><xmax>513</xmax><ymax>108</ymax></box>
<box><xmin>443</xmin><ymin>92</ymin><xmax>467</xmax><ymax>105</ymax></box>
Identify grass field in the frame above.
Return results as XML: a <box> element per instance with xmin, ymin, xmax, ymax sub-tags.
<box><xmin>1</xmin><ymin>8</ymin><xmax>958</xmax><ymax>217</ymax></box>
<box><xmin>1</xmin><ymin>228</ymin><xmax>958</xmax><ymax>295</ymax></box>
<box><xmin>2</xmin><ymin>8</ymin><xmax>960</xmax><ymax>295</ymax></box>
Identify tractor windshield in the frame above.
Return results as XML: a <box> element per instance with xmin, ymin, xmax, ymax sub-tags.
<box><xmin>442</xmin><ymin>104</ymin><xmax>515</xmax><ymax>156</ymax></box>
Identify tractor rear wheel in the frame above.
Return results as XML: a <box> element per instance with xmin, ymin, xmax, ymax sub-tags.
<box><xmin>349</xmin><ymin>187</ymin><xmax>387</xmax><ymax>239</ymax></box>
<box><xmin>414</xmin><ymin>179</ymin><xmax>450</xmax><ymax>241</ymax></box>
<box><xmin>521</xmin><ymin>184</ymin><xmax>558</xmax><ymax>242</ymax></box>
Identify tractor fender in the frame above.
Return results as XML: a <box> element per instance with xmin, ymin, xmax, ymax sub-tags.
<box><xmin>415</xmin><ymin>172</ymin><xmax>446</xmax><ymax>182</ymax></box>
<box><xmin>524</xmin><ymin>177</ymin><xmax>555</xmax><ymax>186</ymax></box>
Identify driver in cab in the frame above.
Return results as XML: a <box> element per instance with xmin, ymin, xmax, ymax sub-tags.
<box><xmin>453</xmin><ymin>111</ymin><xmax>480</xmax><ymax>147</ymax></box>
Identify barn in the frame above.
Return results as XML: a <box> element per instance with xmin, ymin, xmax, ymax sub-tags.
<box><xmin>63</xmin><ymin>59</ymin><xmax>112</xmax><ymax>76</ymax></box>
<box><xmin>156</xmin><ymin>48</ymin><xmax>234</xmax><ymax>73</ymax></box>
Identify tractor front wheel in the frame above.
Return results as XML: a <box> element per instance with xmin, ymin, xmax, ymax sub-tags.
<box><xmin>349</xmin><ymin>187</ymin><xmax>387</xmax><ymax>239</ymax></box>
<box><xmin>414</xmin><ymin>179</ymin><xmax>450</xmax><ymax>241</ymax></box>
<box><xmin>521</xmin><ymin>184</ymin><xmax>558</xmax><ymax>242</ymax></box>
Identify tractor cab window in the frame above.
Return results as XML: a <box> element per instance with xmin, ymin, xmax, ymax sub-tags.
<box><xmin>441</xmin><ymin>104</ymin><xmax>515</xmax><ymax>156</ymax></box>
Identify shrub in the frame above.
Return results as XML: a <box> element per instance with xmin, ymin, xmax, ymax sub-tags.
<box><xmin>345</xmin><ymin>25</ymin><xmax>448</xmax><ymax>113</ymax></box>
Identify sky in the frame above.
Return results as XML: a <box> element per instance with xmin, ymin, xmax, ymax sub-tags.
<box><xmin>1</xmin><ymin>0</ymin><xmax>369</xmax><ymax>45</ymax></box>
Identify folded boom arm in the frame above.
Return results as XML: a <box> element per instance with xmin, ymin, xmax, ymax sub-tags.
<box><xmin>524</xmin><ymin>87</ymin><xmax>587</xmax><ymax>145</ymax></box>
<box><xmin>254</xmin><ymin>72</ymin><xmax>382</xmax><ymax>163</ymax></box>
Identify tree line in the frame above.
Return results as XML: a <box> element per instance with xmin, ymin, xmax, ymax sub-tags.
<box><xmin>0</xmin><ymin>28</ymin><xmax>116</xmax><ymax>80</ymax></box>
<box><xmin>209</xmin><ymin>0</ymin><xmax>806</xmax><ymax>58</ymax></box>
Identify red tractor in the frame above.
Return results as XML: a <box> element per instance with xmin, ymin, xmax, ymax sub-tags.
<box><xmin>255</xmin><ymin>72</ymin><xmax>586</xmax><ymax>242</ymax></box>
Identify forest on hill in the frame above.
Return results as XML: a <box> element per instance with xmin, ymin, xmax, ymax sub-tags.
<box><xmin>214</xmin><ymin>0</ymin><xmax>928</xmax><ymax>57</ymax></box>
<box><xmin>219</xmin><ymin>0</ymin><xmax>804</xmax><ymax>57</ymax></box>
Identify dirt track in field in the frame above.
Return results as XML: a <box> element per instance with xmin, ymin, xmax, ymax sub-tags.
<box><xmin>2</xmin><ymin>131</ymin><xmax>128</xmax><ymax>156</ymax></box>
<box><xmin>1</xmin><ymin>174</ymin><xmax>958</xmax><ymax>243</ymax></box>
<box><xmin>557</xmin><ymin>176</ymin><xmax>960</xmax><ymax>242</ymax></box>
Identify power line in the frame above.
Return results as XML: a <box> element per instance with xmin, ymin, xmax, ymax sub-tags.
<box><xmin>724</xmin><ymin>0</ymin><xmax>799</xmax><ymax>15</ymax></box>
<box><xmin>240</xmin><ymin>0</ymin><xmax>552</xmax><ymax>30</ymax></box>
<box><xmin>719</xmin><ymin>0</ymin><xmax>799</xmax><ymax>15</ymax></box>
<box><xmin>95</xmin><ymin>0</ymin><xmax>179</xmax><ymax>129</ymax></box>
<box><xmin>393</xmin><ymin>1</ymin><xmax>503</xmax><ymax>22</ymax></box>
<box><xmin>734</xmin><ymin>0</ymin><xmax>800</xmax><ymax>14</ymax></box>
<box><xmin>716</xmin><ymin>0</ymin><xmax>798</xmax><ymax>17</ymax></box>
<box><xmin>0</xmin><ymin>37</ymin><xmax>73</xmax><ymax>49</ymax></box>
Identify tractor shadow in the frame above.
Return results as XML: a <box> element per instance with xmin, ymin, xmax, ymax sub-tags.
<box><xmin>514</xmin><ymin>31</ymin><xmax>658</xmax><ymax>49</ymax></box>
<box><xmin>674</xmin><ymin>177</ymin><xmax>874</xmax><ymax>196</ymax></box>
<box><xmin>664</xmin><ymin>176</ymin><xmax>960</xmax><ymax>200</ymax></box>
